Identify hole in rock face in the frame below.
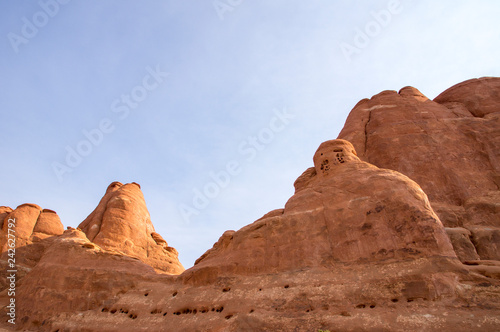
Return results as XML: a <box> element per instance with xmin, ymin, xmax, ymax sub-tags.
<box><xmin>216</xmin><ymin>306</ymin><xmax>224</xmax><ymax>313</ymax></box>
<box><xmin>370</xmin><ymin>304</ymin><xmax>375</xmax><ymax>309</ymax></box>
<box><xmin>102</xmin><ymin>308</ymin><xmax>109</xmax><ymax>313</ymax></box>
<box><xmin>320</xmin><ymin>158</ymin><xmax>332</xmax><ymax>173</ymax></box>
<box><xmin>110</xmin><ymin>309</ymin><xmax>117</xmax><ymax>314</ymax></box>
<box><xmin>225</xmin><ymin>314</ymin><xmax>233</xmax><ymax>320</ymax></box>
<box><xmin>144</xmin><ymin>292</ymin><xmax>149</xmax><ymax>297</ymax></box>
<box><xmin>391</xmin><ymin>299</ymin><xmax>399</xmax><ymax>303</ymax></box>
<box><xmin>249</xmin><ymin>309</ymin><xmax>254</xmax><ymax>313</ymax></box>
<box><xmin>284</xmin><ymin>285</ymin><xmax>289</xmax><ymax>289</ymax></box>
<box><xmin>407</xmin><ymin>298</ymin><xmax>414</xmax><ymax>303</ymax></box>
<box><xmin>163</xmin><ymin>312</ymin><xmax>168</xmax><ymax>316</ymax></box>
<box><xmin>356</xmin><ymin>304</ymin><xmax>366</xmax><ymax>309</ymax></box>
<box><xmin>361</xmin><ymin>223</ymin><xmax>372</xmax><ymax>230</ymax></box>
<box><xmin>172</xmin><ymin>291</ymin><xmax>178</xmax><ymax>297</ymax></box>
<box><xmin>222</xmin><ymin>287</ymin><xmax>231</xmax><ymax>292</ymax></box>
<box><xmin>129</xmin><ymin>313</ymin><xmax>137</xmax><ymax>319</ymax></box>
<box><xmin>259</xmin><ymin>288</ymin><xmax>262</xmax><ymax>291</ymax></box>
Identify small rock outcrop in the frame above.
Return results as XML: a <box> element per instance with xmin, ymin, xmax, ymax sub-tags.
<box><xmin>0</xmin><ymin>203</ymin><xmax>64</xmax><ymax>252</ymax></box>
<box><xmin>78</xmin><ymin>182</ymin><xmax>184</xmax><ymax>275</ymax></box>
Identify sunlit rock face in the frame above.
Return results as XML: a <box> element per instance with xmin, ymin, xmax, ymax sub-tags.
<box><xmin>78</xmin><ymin>181</ymin><xmax>184</xmax><ymax>275</ymax></box>
<box><xmin>337</xmin><ymin>76</ymin><xmax>500</xmax><ymax>268</ymax></box>
<box><xmin>0</xmin><ymin>203</ymin><xmax>64</xmax><ymax>253</ymax></box>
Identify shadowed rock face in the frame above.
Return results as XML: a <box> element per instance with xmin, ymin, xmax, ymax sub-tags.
<box><xmin>2</xmin><ymin>78</ymin><xmax>500</xmax><ymax>331</ymax></box>
<box><xmin>78</xmin><ymin>182</ymin><xmax>184</xmax><ymax>275</ymax></box>
<box><xmin>187</xmin><ymin>139</ymin><xmax>457</xmax><ymax>281</ymax></box>
<box><xmin>338</xmin><ymin>77</ymin><xmax>500</xmax><ymax>264</ymax></box>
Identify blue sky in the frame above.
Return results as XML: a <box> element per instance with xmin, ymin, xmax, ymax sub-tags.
<box><xmin>1</xmin><ymin>0</ymin><xmax>499</xmax><ymax>267</ymax></box>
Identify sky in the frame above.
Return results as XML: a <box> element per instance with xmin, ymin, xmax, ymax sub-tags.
<box><xmin>1</xmin><ymin>0</ymin><xmax>499</xmax><ymax>268</ymax></box>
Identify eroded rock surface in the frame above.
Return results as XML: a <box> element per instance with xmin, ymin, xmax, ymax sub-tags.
<box><xmin>338</xmin><ymin>76</ymin><xmax>500</xmax><ymax>270</ymax></box>
<box><xmin>0</xmin><ymin>204</ymin><xmax>64</xmax><ymax>253</ymax></box>
<box><xmin>188</xmin><ymin>139</ymin><xmax>457</xmax><ymax>280</ymax></box>
<box><xmin>1</xmin><ymin>78</ymin><xmax>500</xmax><ymax>331</ymax></box>
<box><xmin>78</xmin><ymin>182</ymin><xmax>184</xmax><ymax>275</ymax></box>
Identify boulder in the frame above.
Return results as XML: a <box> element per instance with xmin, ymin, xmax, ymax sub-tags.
<box><xmin>445</xmin><ymin>227</ymin><xmax>480</xmax><ymax>262</ymax></box>
<box><xmin>468</xmin><ymin>226</ymin><xmax>500</xmax><ymax>260</ymax></box>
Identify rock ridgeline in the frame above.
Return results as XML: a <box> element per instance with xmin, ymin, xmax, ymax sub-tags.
<box><xmin>338</xmin><ymin>77</ymin><xmax>500</xmax><ymax>265</ymax></box>
<box><xmin>0</xmin><ymin>77</ymin><xmax>499</xmax><ymax>331</ymax></box>
<box><xmin>187</xmin><ymin>139</ymin><xmax>456</xmax><ymax>280</ymax></box>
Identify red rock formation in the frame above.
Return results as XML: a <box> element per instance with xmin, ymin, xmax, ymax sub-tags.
<box><xmin>78</xmin><ymin>182</ymin><xmax>184</xmax><ymax>275</ymax></box>
<box><xmin>445</xmin><ymin>227</ymin><xmax>480</xmax><ymax>262</ymax></box>
<box><xmin>188</xmin><ymin>139</ymin><xmax>457</xmax><ymax>280</ymax></box>
<box><xmin>338</xmin><ymin>77</ymin><xmax>500</xmax><ymax>264</ymax></box>
<box><xmin>11</xmin><ymin>136</ymin><xmax>497</xmax><ymax>332</ymax></box>
<box><xmin>1</xmin><ymin>78</ymin><xmax>500</xmax><ymax>331</ymax></box>
<box><xmin>12</xmin><ymin>228</ymin><xmax>161</xmax><ymax>327</ymax></box>
<box><xmin>0</xmin><ymin>203</ymin><xmax>64</xmax><ymax>252</ymax></box>
<box><xmin>434</xmin><ymin>77</ymin><xmax>500</xmax><ymax>117</ymax></box>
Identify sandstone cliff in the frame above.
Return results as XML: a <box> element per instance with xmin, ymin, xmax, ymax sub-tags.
<box><xmin>338</xmin><ymin>77</ymin><xmax>500</xmax><ymax>266</ymax></box>
<box><xmin>187</xmin><ymin>139</ymin><xmax>457</xmax><ymax>279</ymax></box>
<box><xmin>0</xmin><ymin>77</ymin><xmax>499</xmax><ymax>331</ymax></box>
